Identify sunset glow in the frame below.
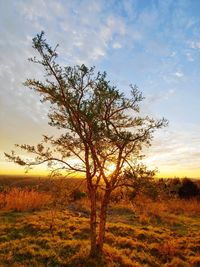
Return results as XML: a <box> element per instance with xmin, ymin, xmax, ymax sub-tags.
<box><xmin>0</xmin><ymin>1</ymin><xmax>200</xmax><ymax>179</ymax></box>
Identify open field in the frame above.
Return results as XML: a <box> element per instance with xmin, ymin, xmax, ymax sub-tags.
<box><xmin>0</xmin><ymin>176</ymin><xmax>200</xmax><ymax>266</ymax></box>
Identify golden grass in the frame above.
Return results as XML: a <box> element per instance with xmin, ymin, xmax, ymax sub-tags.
<box><xmin>166</xmin><ymin>198</ymin><xmax>200</xmax><ymax>215</ymax></box>
<box><xmin>131</xmin><ymin>195</ymin><xmax>200</xmax><ymax>219</ymax></box>
<box><xmin>0</xmin><ymin>207</ymin><xmax>199</xmax><ymax>266</ymax></box>
<box><xmin>0</xmin><ymin>176</ymin><xmax>199</xmax><ymax>266</ymax></box>
<box><xmin>0</xmin><ymin>187</ymin><xmax>51</xmax><ymax>212</ymax></box>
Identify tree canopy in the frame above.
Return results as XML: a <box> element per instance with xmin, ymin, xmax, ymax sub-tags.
<box><xmin>5</xmin><ymin>31</ymin><xmax>168</xmax><ymax>256</ymax></box>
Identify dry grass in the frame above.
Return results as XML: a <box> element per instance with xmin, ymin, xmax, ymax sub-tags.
<box><xmin>0</xmin><ymin>176</ymin><xmax>199</xmax><ymax>266</ymax></box>
<box><xmin>131</xmin><ymin>195</ymin><xmax>200</xmax><ymax>220</ymax></box>
<box><xmin>0</xmin><ymin>187</ymin><xmax>51</xmax><ymax>212</ymax></box>
<box><xmin>166</xmin><ymin>198</ymin><xmax>200</xmax><ymax>215</ymax></box>
<box><xmin>0</xmin><ymin>203</ymin><xmax>199</xmax><ymax>266</ymax></box>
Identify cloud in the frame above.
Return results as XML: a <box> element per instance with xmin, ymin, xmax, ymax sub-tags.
<box><xmin>112</xmin><ymin>42</ymin><xmax>122</xmax><ymax>49</ymax></box>
<box><xmin>12</xmin><ymin>1</ymin><xmax>127</xmax><ymax>66</ymax></box>
<box><xmin>170</xmin><ymin>52</ymin><xmax>176</xmax><ymax>57</ymax></box>
<box><xmin>174</xmin><ymin>71</ymin><xmax>184</xmax><ymax>78</ymax></box>
<box><xmin>147</xmin><ymin>89</ymin><xmax>175</xmax><ymax>103</ymax></box>
<box><xmin>186</xmin><ymin>52</ymin><xmax>194</xmax><ymax>62</ymax></box>
<box><xmin>144</xmin><ymin>125</ymin><xmax>200</xmax><ymax>176</ymax></box>
<box><xmin>189</xmin><ymin>41</ymin><xmax>200</xmax><ymax>49</ymax></box>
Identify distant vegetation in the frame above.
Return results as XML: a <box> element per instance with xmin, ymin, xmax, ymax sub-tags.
<box><xmin>0</xmin><ymin>175</ymin><xmax>199</xmax><ymax>266</ymax></box>
<box><xmin>0</xmin><ymin>175</ymin><xmax>199</xmax><ymax>208</ymax></box>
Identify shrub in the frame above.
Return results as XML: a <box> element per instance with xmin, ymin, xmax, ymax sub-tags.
<box><xmin>179</xmin><ymin>178</ymin><xmax>200</xmax><ymax>199</ymax></box>
<box><xmin>129</xmin><ymin>177</ymin><xmax>159</xmax><ymax>201</ymax></box>
<box><xmin>70</xmin><ymin>189</ymin><xmax>87</xmax><ymax>201</ymax></box>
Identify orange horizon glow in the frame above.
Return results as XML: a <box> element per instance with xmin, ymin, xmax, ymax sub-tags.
<box><xmin>1</xmin><ymin>151</ymin><xmax>199</xmax><ymax>179</ymax></box>
<box><xmin>1</xmin><ymin>162</ymin><xmax>199</xmax><ymax>179</ymax></box>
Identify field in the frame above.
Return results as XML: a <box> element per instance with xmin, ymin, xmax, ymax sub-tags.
<box><xmin>0</xmin><ymin>176</ymin><xmax>200</xmax><ymax>267</ymax></box>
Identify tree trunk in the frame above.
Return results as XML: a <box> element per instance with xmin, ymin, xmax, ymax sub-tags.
<box><xmin>89</xmin><ymin>189</ymin><xmax>98</xmax><ymax>257</ymax></box>
<box><xmin>97</xmin><ymin>191</ymin><xmax>111</xmax><ymax>252</ymax></box>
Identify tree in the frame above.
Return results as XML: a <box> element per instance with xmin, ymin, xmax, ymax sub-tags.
<box><xmin>5</xmin><ymin>32</ymin><xmax>167</xmax><ymax>257</ymax></box>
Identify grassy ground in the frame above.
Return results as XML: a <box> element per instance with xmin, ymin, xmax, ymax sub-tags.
<box><xmin>0</xmin><ymin>201</ymin><xmax>200</xmax><ymax>266</ymax></box>
<box><xmin>0</xmin><ymin>176</ymin><xmax>200</xmax><ymax>266</ymax></box>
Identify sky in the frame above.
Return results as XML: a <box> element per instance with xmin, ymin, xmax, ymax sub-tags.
<box><xmin>0</xmin><ymin>0</ymin><xmax>200</xmax><ymax>178</ymax></box>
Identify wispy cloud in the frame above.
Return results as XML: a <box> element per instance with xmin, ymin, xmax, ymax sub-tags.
<box><xmin>144</xmin><ymin>125</ymin><xmax>200</xmax><ymax>177</ymax></box>
<box><xmin>174</xmin><ymin>71</ymin><xmax>184</xmax><ymax>78</ymax></box>
<box><xmin>189</xmin><ymin>41</ymin><xmax>200</xmax><ymax>49</ymax></box>
<box><xmin>112</xmin><ymin>42</ymin><xmax>122</xmax><ymax>49</ymax></box>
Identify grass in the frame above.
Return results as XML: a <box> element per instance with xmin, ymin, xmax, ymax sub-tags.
<box><xmin>0</xmin><ymin>176</ymin><xmax>199</xmax><ymax>266</ymax></box>
<box><xmin>0</xmin><ymin>187</ymin><xmax>51</xmax><ymax>212</ymax></box>
<box><xmin>0</xmin><ymin>201</ymin><xmax>200</xmax><ymax>266</ymax></box>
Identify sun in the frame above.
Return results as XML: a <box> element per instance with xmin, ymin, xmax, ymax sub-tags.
<box><xmin>105</xmin><ymin>163</ymin><xmax>116</xmax><ymax>175</ymax></box>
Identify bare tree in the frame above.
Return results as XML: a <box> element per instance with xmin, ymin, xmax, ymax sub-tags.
<box><xmin>5</xmin><ymin>32</ymin><xmax>167</xmax><ymax>257</ymax></box>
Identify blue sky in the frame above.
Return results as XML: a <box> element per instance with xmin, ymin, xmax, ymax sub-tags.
<box><xmin>0</xmin><ymin>0</ymin><xmax>200</xmax><ymax>177</ymax></box>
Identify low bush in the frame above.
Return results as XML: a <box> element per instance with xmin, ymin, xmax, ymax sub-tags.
<box><xmin>179</xmin><ymin>178</ymin><xmax>200</xmax><ymax>199</ymax></box>
<box><xmin>70</xmin><ymin>189</ymin><xmax>87</xmax><ymax>201</ymax></box>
